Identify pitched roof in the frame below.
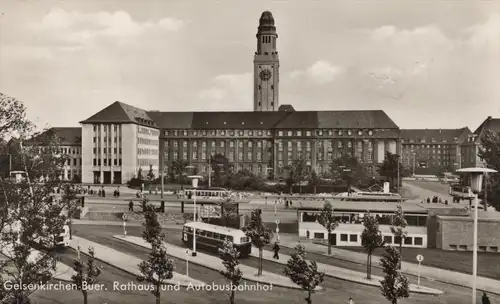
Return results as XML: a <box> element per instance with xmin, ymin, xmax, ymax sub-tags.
<box><xmin>80</xmin><ymin>101</ymin><xmax>400</xmax><ymax>131</ymax></box>
<box><xmin>191</xmin><ymin>112</ymin><xmax>288</xmax><ymax>129</ymax></box>
<box><xmin>31</xmin><ymin>127</ymin><xmax>81</xmax><ymax>145</ymax></box>
<box><xmin>80</xmin><ymin>101</ymin><xmax>157</xmax><ymax>128</ymax></box>
<box><xmin>473</xmin><ymin>116</ymin><xmax>500</xmax><ymax>143</ymax></box>
<box><xmin>317</xmin><ymin>110</ymin><xmax>398</xmax><ymax>129</ymax></box>
<box><xmin>400</xmin><ymin>127</ymin><xmax>471</xmax><ymax>144</ymax></box>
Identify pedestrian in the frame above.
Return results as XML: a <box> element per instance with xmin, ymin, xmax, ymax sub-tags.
<box><xmin>273</xmin><ymin>242</ymin><xmax>280</xmax><ymax>259</ymax></box>
<box><xmin>102</xmin><ymin>188</ymin><xmax>106</xmax><ymax>198</ymax></box>
<box><xmin>129</xmin><ymin>201</ymin><xmax>134</xmax><ymax>212</ymax></box>
<box><xmin>347</xmin><ymin>297</ymin><xmax>354</xmax><ymax>304</ymax></box>
<box><xmin>482</xmin><ymin>292</ymin><xmax>491</xmax><ymax>304</ymax></box>
<box><xmin>98</xmin><ymin>189</ymin><xmax>102</xmax><ymax>197</ymax></box>
<box><xmin>427</xmin><ymin>197</ymin><xmax>431</xmax><ymax>204</ymax></box>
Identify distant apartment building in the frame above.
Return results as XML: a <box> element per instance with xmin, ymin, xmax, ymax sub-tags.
<box><xmin>400</xmin><ymin>128</ymin><xmax>471</xmax><ymax>175</ymax></box>
<box><xmin>461</xmin><ymin>116</ymin><xmax>500</xmax><ymax>168</ymax></box>
<box><xmin>31</xmin><ymin>127</ymin><xmax>82</xmax><ymax>181</ymax></box>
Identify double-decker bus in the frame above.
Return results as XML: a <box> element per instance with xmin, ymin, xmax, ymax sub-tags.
<box><xmin>182</xmin><ymin>222</ymin><xmax>251</xmax><ymax>257</ymax></box>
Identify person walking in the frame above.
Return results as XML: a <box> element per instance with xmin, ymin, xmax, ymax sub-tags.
<box><xmin>347</xmin><ymin>297</ymin><xmax>354</xmax><ymax>304</ymax></box>
<box><xmin>482</xmin><ymin>292</ymin><xmax>491</xmax><ymax>304</ymax></box>
<box><xmin>129</xmin><ymin>201</ymin><xmax>134</xmax><ymax>212</ymax></box>
<box><xmin>273</xmin><ymin>242</ymin><xmax>280</xmax><ymax>259</ymax></box>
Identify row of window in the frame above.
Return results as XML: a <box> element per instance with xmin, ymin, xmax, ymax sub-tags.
<box><xmin>302</xmin><ymin>212</ymin><xmax>428</xmax><ymax>227</ymax></box>
<box><xmin>448</xmin><ymin>244</ymin><xmax>499</xmax><ymax>252</ymax></box>
<box><xmin>166</xmin><ymin>140</ymin><xmax>272</xmax><ymax>149</ymax></box>
<box><xmin>170</xmin><ymin>163</ymin><xmax>268</xmax><ymax>174</ymax></box>
<box><xmin>138</xmin><ymin>126</ymin><xmax>160</xmax><ymax>137</ymax></box>
<box><xmin>404</xmin><ymin>144</ymin><xmax>455</xmax><ymax>150</ymax></box>
<box><xmin>64</xmin><ymin>158</ymin><xmax>81</xmax><ymax>166</ymax></box>
<box><xmin>404</xmin><ymin>137</ymin><xmax>457</xmax><ymax>144</ymax></box>
<box><xmin>165</xmin><ymin>151</ymin><xmax>271</xmax><ymax>162</ymax></box>
<box><xmin>93</xmin><ymin>159</ymin><xmax>122</xmax><ymax>166</ymax></box>
<box><xmin>93</xmin><ymin>147</ymin><xmax>122</xmax><ymax>154</ymax></box>
<box><xmin>138</xmin><ymin>159</ymin><xmax>158</xmax><ymax>167</ymax></box>
<box><xmin>92</xmin><ymin>137</ymin><xmax>121</xmax><ymax>144</ymax></box>
<box><xmin>138</xmin><ymin>138</ymin><xmax>159</xmax><ymax>146</ymax></box>
<box><xmin>164</xmin><ymin>129</ymin><xmax>377</xmax><ymax>137</ymax></box>
<box><xmin>93</xmin><ymin>124</ymin><xmax>121</xmax><ymax>133</ymax></box>
<box><xmin>138</xmin><ymin>148</ymin><xmax>158</xmax><ymax>156</ymax></box>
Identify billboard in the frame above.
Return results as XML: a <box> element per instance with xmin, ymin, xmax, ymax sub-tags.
<box><xmin>198</xmin><ymin>205</ymin><xmax>222</xmax><ymax>218</ymax></box>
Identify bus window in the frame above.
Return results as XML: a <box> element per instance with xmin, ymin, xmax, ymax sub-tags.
<box><xmin>213</xmin><ymin>233</ymin><xmax>220</xmax><ymax>239</ymax></box>
<box><xmin>226</xmin><ymin>236</ymin><xmax>233</xmax><ymax>242</ymax></box>
<box><xmin>205</xmin><ymin>231</ymin><xmax>213</xmax><ymax>238</ymax></box>
<box><xmin>240</xmin><ymin>237</ymin><xmax>249</xmax><ymax>243</ymax></box>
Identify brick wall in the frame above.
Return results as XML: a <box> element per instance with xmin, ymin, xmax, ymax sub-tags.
<box><xmin>438</xmin><ymin>217</ymin><xmax>500</xmax><ymax>252</ymax></box>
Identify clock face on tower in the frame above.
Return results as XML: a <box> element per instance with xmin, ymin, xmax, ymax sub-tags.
<box><xmin>259</xmin><ymin>69</ymin><xmax>272</xmax><ymax>81</ymax></box>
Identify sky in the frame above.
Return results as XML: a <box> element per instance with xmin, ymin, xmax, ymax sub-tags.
<box><xmin>0</xmin><ymin>0</ymin><xmax>499</xmax><ymax>131</ymax></box>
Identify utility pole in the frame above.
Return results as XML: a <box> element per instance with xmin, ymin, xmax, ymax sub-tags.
<box><xmin>9</xmin><ymin>154</ymin><xmax>12</xmax><ymax>175</ymax></box>
<box><xmin>208</xmin><ymin>156</ymin><xmax>211</xmax><ymax>188</ymax></box>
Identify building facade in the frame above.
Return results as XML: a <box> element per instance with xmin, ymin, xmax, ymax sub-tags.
<box><xmin>400</xmin><ymin>128</ymin><xmax>471</xmax><ymax>175</ymax></box>
<box><xmin>76</xmin><ymin>11</ymin><xmax>402</xmax><ymax>184</ymax></box>
<box><xmin>297</xmin><ymin>201</ymin><xmax>428</xmax><ymax>248</ymax></box>
<box><xmin>31</xmin><ymin>127</ymin><xmax>82</xmax><ymax>181</ymax></box>
<box><xmin>461</xmin><ymin>116</ymin><xmax>500</xmax><ymax>168</ymax></box>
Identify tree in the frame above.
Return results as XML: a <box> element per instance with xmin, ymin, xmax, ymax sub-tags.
<box><xmin>0</xmin><ymin>95</ymin><xmax>71</xmax><ymax>303</ymax></box>
<box><xmin>317</xmin><ymin>202</ymin><xmax>339</xmax><ymax>255</ymax></box>
<box><xmin>284</xmin><ymin>244</ymin><xmax>325</xmax><ymax>304</ymax></box>
<box><xmin>243</xmin><ymin>209</ymin><xmax>273</xmax><ymax>276</ymax></box>
<box><xmin>361</xmin><ymin>212</ymin><xmax>385</xmax><ymax>279</ymax></box>
<box><xmin>137</xmin><ymin>200</ymin><xmax>175</xmax><ymax>304</ymax></box>
<box><xmin>330</xmin><ymin>154</ymin><xmax>366</xmax><ymax>192</ymax></box>
<box><xmin>60</xmin><ymin>183</ymin><xmax>79</xmax><ymax>240</ymax></box>
<box><xmin>170</xmin><ymin>159</ymin><xmax>189</xmax><ymax>183</ymax></box>
<box><xmin>287</xmin><ymin>158</ymin><xmax>308</xmax><ymax>193</ymax></box>
<box><xmin>219</xmin><ymin>240</ymin><xmax>243</xmax><ymax>304</ymax></box>
<box><xmin>71</xmin><ymin>247</ymin><xmax>102</xmax><ymax>304</ymax></box>
<box><xmin>308</xmin><ymin>170</ymin><xmax>320</xmax><ymax>194</ymax></box>
<box><xmin>379</xmin><ymin>246</ymin><xmax>410</xmax><ymax>304</ymax></box>
<box><xmin>378</xmin><ymin>151</ymin><xmax>405</xmax><ymax>192</ymax></box>
<box><xmin>209</xmin><ymin>154</ymin><xmax>230</xmax><ymax>187</ymax></box>
<box><xmin>147</xmin><ymin>164</ymin><xmax>155</xmax><ymax>182</ymax></box>
<box><xmin>390</xmin><ymin>205</ymin><xmax>407</xmax><ymax>269</ymax></box>
<box><xmin>478</xmin><ymin>130</ymin><xmax>500</xmax><ymax>211</ymax></box>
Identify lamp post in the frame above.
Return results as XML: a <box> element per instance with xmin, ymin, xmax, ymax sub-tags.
<box><xmin>456</xmin><ymin>167</ymin><xmax>497</xmax><ymax>304</ymax></box>
<box><xmin>187</xmin><ymin>174</ymin><xmax>202</xmax><ymax>257</ymax></box>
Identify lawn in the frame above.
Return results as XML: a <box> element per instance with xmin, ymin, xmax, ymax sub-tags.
<box><xmin>339</xmin><ymin>246</ymin><xmax>500</xmax><ymax>280</ymax></box>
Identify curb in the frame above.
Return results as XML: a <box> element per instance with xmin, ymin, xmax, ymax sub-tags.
<box><xmin>248</xmin><ymin>250</ymin><xmax>442</xmax><ymax>295</ymax></box>
<box><xmin>69</xmin><ymin>245</ymin><xmax>204</xmax><ymax>288</ymax></box>
<box><xmin>112</xmin><ymin>235</ymin><xmax>320</xmax><ymax>291</ymax></box>
<box><xmin>279</xmin><ymin>243</ymin><xmax>500</xmax><ymax>296</ymax></box>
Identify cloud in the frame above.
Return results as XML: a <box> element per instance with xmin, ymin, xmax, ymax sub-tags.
<box><xmin>290</xmin><ymin>61</ymin><xmax>343</xmax><ymax>84</ymax></box>
<box><xmin>31</xmin><ymin>8</ymin><xmax>184</xmax><ymax>45</ymax></box>
<box><xmin>197</xmin><ymin>73</ymin><xmax>253</xmax><ymax>109</ymax></box>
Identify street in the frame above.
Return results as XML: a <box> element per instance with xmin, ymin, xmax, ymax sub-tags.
<box><xmin>28</xmin><ymin>224</ymin><xmax>499</xmax><ymax>304</ymax></box>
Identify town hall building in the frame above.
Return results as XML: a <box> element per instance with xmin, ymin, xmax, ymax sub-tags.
<box><xmin>77</xmin><ymin>11</ymin><xmax>401</xmax><ymax>184</ymax></box>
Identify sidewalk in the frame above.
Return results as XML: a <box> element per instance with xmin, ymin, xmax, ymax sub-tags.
<box><xmin>72</xmin><ymin>219</ymin><xmax>183</xmax><ymax>230</ymax></box>
<box><xmin>249</xmin><ymin>246</ymin><xmax>442</xmax><ymax>295</ymax></box>
<box><xmin>0</xmin><ymin>245</ymin><xmax>73</xmax><ymax>282</ymax></box>
<box><xmin>70</xmin><ymin>236</ymin><xmax>204</xmax><ymax>287</ymax></box>
<box><xmin>113</xmin><ymin>235</ymin><xmax>317</xmax><ymax>291</ymax></box>
<box><xmin>277</xmin><ymin>234</ymin><xmax>500</xmax><ymax>295</ymax></box>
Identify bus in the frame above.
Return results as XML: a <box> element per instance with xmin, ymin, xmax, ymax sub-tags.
<box><xmin>183</xmin><ymin>187</ymin><xmax>231</xmax><ymax>200</ymax></box>
<box><xmin>449</xmin><ymin>183</ymin><xmax>474</xmax><ymax>202</ymax></box>
<box><xmin>336</xmin><ymin>191</ymin><xmax>404</xmax><ymax>202</ymax></box>
<box><xmin>182</xmin><ymin>222</ymin><xmax>252</xmax><ymax>257</ymax></box>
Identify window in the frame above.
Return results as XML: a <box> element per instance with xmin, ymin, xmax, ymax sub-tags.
<box><xmin>278</xmin><ymin>131</ymin><xmax>283</xmax><ymax>136</ymax></box>
<box><xmin>459</xmin><ymin>245</ymin><xmax>467</xmax><ymax>251</ymax></box>
<box><xmin>306</xmin><ymin>131</ymin><xmax>311</xmax><ymax>136</ymax></box>
<box><xmin>297</xmin><ymin>131</ymin><xmax>302</xmax><ymax>136</ymax></box>
<box><xmin>239</xmin><ymin>130</ymin><xmax>244</xmax><ymax>136</ymax></box>
<box><xmin>384</xmin><ymin>236</ymin><xmax>393</xmax><ymax>244</ymax></box>
<box><xmin>394</xmin><ymin>236</ymin><xmax>402</xmax><ymax>244</ymax></box>
<box><xmin>449</xmin><ymin>244</ymin><xmax>457</xmax><ymax>250</ymax></box>
<box><xmin>404</xmin><ymin>237</ymin><xmax>413</xmax><ymax>245</ymax></box>
<box><xmin>220</xmin><ymin>130</ymin><xmax>226</xmax><ymax>136</ymax></box>
<box><xmin>313</xmin><ymin>233</ymin><xmax>324</xmax><ymax>239</ymax></box>
<box><xmin>349</xmin><ymin>234</ymin><xmax>358</xmax><ymax>242</ymax></box>
<box><xmin>340</xmin><ymin>234</ymin><xmax>348</xmax><ymax>242</ymax></box>
<box><xmin>287</xmin><ymin>131</ymin><xmax>292</xmax><ymax>136</ymax></box>
<box><xmin>93</xmin><ymin>159</ymin><xmax>97</xmax><ymax>166</ymax></box>
<box><xmin>192</xmin><ymin>130</ymin><xmax>198</xmax><ymax>136</ymax></box>
<box><xmin>247</xmin><ymin>152</ymin><xmax>252</xmax><ymax>160</ymax></box>
<box><xmin>93</xmin><ymin>148</ymin><xmax>96</xmax><ymax>154</ymax></box>
<box><xmin>479</xmin><ymin>246</ymin><xmax>487</xmax><ymax>252</ymax></box>
<box><xmin>220</xmin><ymin>141</ymin><xmax>225</xmax><ymax>148</ymax></box>
<box><xmin>248</xmin><ymin>130</ymin><xmax>253</xmax><ymax>136</ymax></box>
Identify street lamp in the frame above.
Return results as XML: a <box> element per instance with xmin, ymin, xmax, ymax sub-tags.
<box><xmin>456</xmin><ymin>167</ymin><xmax>497</xmax><ymax>304</ymax></box>
<box><xmin>187</xmin><ymin>174</ymin><xmax>202</xmax><ymax>257</ymax></box>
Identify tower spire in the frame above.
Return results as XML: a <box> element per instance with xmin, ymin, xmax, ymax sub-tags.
<box><xmin>253</xmin><ymin>11</ymin><xmax>279</xmax><ymax>112</ymax></box>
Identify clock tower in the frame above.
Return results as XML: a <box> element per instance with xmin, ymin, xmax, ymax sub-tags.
<box><xmin>254</xmin><ymin>11</ymin><xmax>279</xmax><ymax>112</ymax></box>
